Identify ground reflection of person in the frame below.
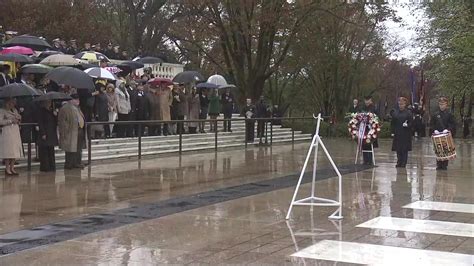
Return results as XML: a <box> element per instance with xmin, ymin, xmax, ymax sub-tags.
<box><xmin>391</xmin><ymin>97</ymin><xmax>413</xmax><ymax>168</ymax></box>
<box><xmin>58</xmin><ymin>94</ymin><xmax>86</xmax><ymax>170</ymax></box>
<box><xmin>430</xmin><ymin>96</ymin><xmax>456</xmax><ymax>170</ymax></box>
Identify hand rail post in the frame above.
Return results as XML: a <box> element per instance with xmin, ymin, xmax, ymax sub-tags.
<box><xmin>214</xmin><ymin>119</ymin><xmax>218</xmax><ymax>151</ymax></box>
<box><xmin>244</xmin><ymin>118</ymin><xmax>248</xmax><ymax>148</ymax></box>
<box><xmin>87</xmin><ymin>123</ymin><xmax>92</xmax><ymax>166</ymax></box>
<box><xmin>138</xmin><ymin>123</ymin><xmax>142</xmax><ymax>160</ymax></box>
<box><xmin>270</xmin><ymin>118</ymin><xmax>273</xmax><ymax>145</ymax></box>
<box><xmin>27</xmin><ymin>129</ymin><xmax>32</xmax><ymax>171</ymax></box>
<box><xmin>179</xmin><ymin>126</ymin><xmax>183</xmax><ymax>154</ymax></box>
<box><xmin>291</xmin><ymin>118</ymin><xmax>295</xmax><ymax>144</ymax></box>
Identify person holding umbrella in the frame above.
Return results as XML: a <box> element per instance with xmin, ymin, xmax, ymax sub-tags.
<box><xmin>199</xmin><ymin>88</ymin><xmax>210</xmax><ymax>133</ymax></box>
<box><xmin>58</xmin><ymin>93</ymin><xmax>86</xmax><ymax>170</ymax></box>
<box><xmin>208</xmin><ymin>89</ymin><xmax>220</xmax><ymax>132</ymax></box>
<box><xmin>0</xmin><ymin>97</ymin><xmax>22</xmax><ymax>175</ymax></box>
<box><xmin>188</xmin><ymin>87</ymin><xmax>200</xmax><ymax>134</ymax></box>
<box><xmin>221</xmin><ymin>88</ymin><xmax>234</xmax><ymax>132</ymax></box>
<box><xmin>37</xmin><ymin>99</ymin><xmax>58</xmax><ymax>172</ymax></box>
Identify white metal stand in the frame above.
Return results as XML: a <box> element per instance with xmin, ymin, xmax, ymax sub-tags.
<box><xmin>355</xmin><ymin>142</ymin><xmax>376</xmax><ymax>165</ymax></box>
<box><xmin>286</xmin><ymin>113</ymin><xmax>343</xmax><ymax>220</ymax></box>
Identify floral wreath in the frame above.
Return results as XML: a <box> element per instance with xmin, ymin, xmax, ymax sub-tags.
<box><xmin>347</xmin><ymin>112</ymin><xmax>381</xmax><ymax>144</ymax></box>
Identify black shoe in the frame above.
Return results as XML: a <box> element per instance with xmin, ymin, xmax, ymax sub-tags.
<box><xmin>73</xmin><ymin>164</ymin><xmax>85</xmax><ymax>169</ymax></box>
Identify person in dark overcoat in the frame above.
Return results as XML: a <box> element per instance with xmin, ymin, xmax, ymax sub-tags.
<box><xmin>430</xmin><ymin>96</ymin><xmax>456</xmax><ymax>170</ymax></box>
<box><xmin>242</xmin><ymin>98</ymin><xmax>256</xmax><ymax>143</ymax></box>
<box><xmin>391</xmin><ymin>97</ymin><xmax>413</xmax><ymax>168</ymax></box>
<box><xmin>132</xmin><ymin>84</ymin><xmax>150</xmax><ymax>136</ymax></box>
<box><xmin>94</xmin><ymin>84</ymin><xmax>109</xmax><ymax>138</ymax></box>
<box><xmin>361</xmin><ymin>95</ymin><xmax>378</xmax><ymax>165</ymax></box>
<box><xmin>221</xmin><ymin>89</ymin><xmax>234</xmax><ymax>132</ymax></box>
<box><xmin>169</xmin><ymin>86</ymin><xmax>180</xmax><ymax>135</ymax></box>
<box><xmin>176</xmin><ymin>86</ymin><xmax>188</xmax><ymax>134</ymax></box>
<box><xmin>37</xmin><ymin>100</ymin><xmax>58</xmax><ymax>172</ymax></box>
<box><xmin>256</xmin><ymin>96</ymin><xmax>270</xmax><ymax>141</ymax></box>
<box><xmin>199</xmin><ymin>89</ymin><xmax>210</xmax><ymax>133</ymax></box>
<box><xmin>187</xmin><ymin>87</ymin><xmax>200</xmax><ymax>134</ymax></box>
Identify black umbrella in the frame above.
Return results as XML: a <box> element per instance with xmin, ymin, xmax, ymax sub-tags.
<box><xmin>173</xmin><ymin>71</ymin><xmax>205</xmax><ymax>84</ymax></box>
<box><xmin>33</xmin><ymin>91</ymin><xmax>72</xmax><ymax>102</ymax></box>
<box><xmin>0</xmin><ymin>53</ymin><xmax>34</xmax><ymax>63</ymax></box>
<box><xmin>196</xmin><ymin>82</ymin><xmax>218</xmax><ymax>89</ymax></box>
<box><xmin>0</xmin><ymin>83</ymin><xmax>41</xmax><ymax>99</ymax></box>
<box><xmin>38</xmin><ymin>50</ymin><xmax>63</xmax><ymax>60</ymax></box>
<box><xmin>2</xmin><ymin>35</ymin><xmax>52</xmax><ymax>51</ymax></box>
<box><xmin>46</xmin><ymin>66</ymin><xmax>95</xmax><ymax>91</ymax></box>
<box><xmin>136</xmin><ymin>56</ymin><xmax>163</xmax><ymax>64</ymax></box>
<box><xmin>118</xmin><ymin>60</ymin><xmax>145</xmax><ymax>70</ymax></box>
<box><xmin>21</xmin><ymin>64</ymin><xmax>53</xmax><ymax>74</ymax></box>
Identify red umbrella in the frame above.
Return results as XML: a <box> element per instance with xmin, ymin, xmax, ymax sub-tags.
<box><xmin>148</xmin><ymin>77</ymin><xmax>173</xmax><ymax>87</ymax></box>
<box><xmin>0</xmin><ymin>46</ymin><xmax>34</xmax><ymax>55</ymax></box>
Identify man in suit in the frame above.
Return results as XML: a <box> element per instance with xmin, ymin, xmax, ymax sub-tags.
<box><xmin>242</xmin><ymin>98</ymin><xmax>256</xmax><ymax>143</ymax></box>
<box><xmin>132</xmin><ymin>84</ymin><xmax>150</xmax><ymax>136</ymax></box>
<box><xmin>0</xmin><ymin>64</ymin><xmax>10</xmax><ymax>87</ymax></box>
<box><xmin>256</xmin><ymin>96</ymin><xmax>270</xmax><ymax>143</ymax></box>
<box><xmin>221</xmin><ymin>88</ymin><xmax>234</xmax><ymax>132</ymax></box>
<box><xmin>349</xmin><ymin>98</ymin><xmax>360</xmax><ymax>113</ymax></box>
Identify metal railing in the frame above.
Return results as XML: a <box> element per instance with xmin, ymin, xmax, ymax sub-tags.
<box><xmin>17</xmin><ymin>116</ymin><xmax>322</xmax><ymax>169</ymax></box>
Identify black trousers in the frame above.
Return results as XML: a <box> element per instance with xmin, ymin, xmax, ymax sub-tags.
<box><xmin>177</xmin><ymin>115</ymin><xmax>185</xmax><ymax>134</ymax></box>
<box><xmin>246</xmin><ymin>120</ymin><xmax>255</xmax><ymax>142</ymax></box>
<box><xmin>199</xmin><ymin>110</ymin><xmax>208</xmax><ymax>132</ymax></box>
<box><xmin>437</xmin><ymin>160</ymin><xmax>449</xmax><ymax>169</ymax></box>
<box><xmin>148</xmin><ymin>124</ymin><xmax>162</xmax><ymax>136</ymax></box>
<box><xmin>39</xmin><ymin>145</ymin><xmax>56</xmax><ymax>172</ymax></box>
<box><xmin>396</xmin><ymin>150</ymin><xmax>408</xmax><ymax>167</ymax></box>
<box><xmin>65</xmin><ymin>129</ymin><xmax>84</xmax><ymax>169</ymax></box>
<box><xmin>116</xmin><ymin>113</ymin><xmax>129</xmax><ymax>138</ymax></box>
<box><xmin>257</xmin><ymin>120</ymin><xmax>266</xmax><ymax>138</ymax></box>
<box><xmin>223</xmin><ymin>112</ymin><xmax>232</xmax><ymax>131</ymax></box>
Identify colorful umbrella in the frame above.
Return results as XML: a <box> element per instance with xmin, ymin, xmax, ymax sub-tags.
<box><xmin>2</xmin><ymin>35</ymin><xmax>52</xmax><ymax>51</ymax></box>
<box><xmin>84</xmin><ymin>67</ymin><xmax>117</xmax><ymax>80</ymax></box>
<box><xmin>21</xmin><ymin>64</ymin><xmax>53</xmax><ymax>74</ymax></box>
<box><xmin>0</xmin><ymin>53</ymin><xmax>34</xmax><ymax>63</ymax></box>
<box><xmin>207</xmin><ymin>74</ymin><xmax>228</xmax><ymax>87</ymax></box>
<box><xmin>40</xmin><ymin>54</ymin><xmax>82</xmax><ymax>66</ymax></box>
<box><xmin>74</xmin><ymin>51</ymin><xmax>110</xmax><ymax>62</ymax></box>
<box><xmin>46</xmin><ymin>66</ymin><xmax>95</xmax><ymax>90</ymax></box>
<box><xmin>0</xmin><ymin>46</ymin><xmax>34</xmax><ymax>55</ymax></box>
<box><xmin>148</xmin><ymin>77</ymin><xmax>173</xmax><ymax>87</ymax></box>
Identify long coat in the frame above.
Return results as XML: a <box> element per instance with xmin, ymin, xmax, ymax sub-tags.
<box><xmin>58</xmin><ymin>102</ymin><xmax>85</xmax><ymax>152</ymax></box>
<box><xmin>37</xmin><ymin>107</ymin><xmax>58</xmax><ymax>147</ymax></box>
<box><xmin>177</xmin><ymin>91</ymin><xmax>189</xmax><ymax>117</ymax></box>
<box><xmin>148</xmin><ymin>92</ymin><xmax>161</xmax><ymax>120</ymax></box>
<box><xmin>95</xmin><ymin>93</ymin><xmax>109</xmax><ymax>122</ymax></box>
<box><xmin>391</xmin><ymin>109</ymin><xmax>413</xmax><ymax>152</ymax></box>
<box><xmin>188</xmin><ymin>93</ymin><xmax>201</xmax><ymax>128</ymax></box>
<box><xmin>208</xmin><ymin>95</ymin><xmax>220</xmax><ymax>116</ymax></box>
<box><xmin>430</xmin><ymin>109</ymin><xmax>456</xmax><ymax>136</ymax></box>
<box><xmin>0</xmin><ymin>108</ymin><xmax>23</xmax><ymax>159</ymax></box>
<box><xmin>158</xmin><ymin>88</ymin><xmax>173</xmax><ymax>122</ymax></box>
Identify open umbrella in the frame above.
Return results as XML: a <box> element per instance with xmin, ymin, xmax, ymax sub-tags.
<box><xmin>38</xmin><ymin>50</ymin><xmax>63</xmax><ymax>60</ymax></box>
<box><xmin>0</xmin><ymin>46</ymin><xmax>34</xmax><ymax>55</ymax></box>
<box><xmin>172</xmin><ymin>71</ymin><xmax>205</xmax><ymax>84</ymax></box>
<box><xmin>207</xmin><ymin>74</ymin><xmax>228</xmax><ymax>87</ymax></box>
<box><xmin>196</xmin><ymin>82</ymin><xmax>218</xmax><ymax>89</ymax></box>
<box><xmin>40</xmin><ymin>54</ymin><xmax>82</xmax><ymax>66</ymax></box>
<box><xmin>118</xmin><ymin>60</ymin><xmax>144</xmax><ymax>70</ymax></box>
<box><xmin>0</xmin><ymin>83</ymin><xmax>40</xmax><ymax>99</ymax></box>
<box><xmin>0</xmin><ymin>53</ymin><xmax>34</xmax><ymax>63</ymax></box>
<box><xmin>135</xmin><ymin>56</ymin><xmax>163</xmax><ymax>64</ymax></box>
<box><xmin>74</xmin><ymin>51</ymin><xmax>110</xmax><ymax>62</ymax></box>
<box><xmin>84</xmin><ymin>67</ymin><xmax>117</xmax><ymax>80</ymax></box>
<box><xmin>2</xmin><ymin>35</ymin><xmax>52</xmax><ymax>51</ymax></box>
<box><xmin>21</xmin><ymin>64</ymin><xmax>53</xmax><ymax>74</ymax></box>
<box><xmin>218</xmin><ymin>84</ymin><xmax>237</xmax><ymax>89</ymax></box>
<box><xmin>148</xmin><ymin>77</ymin><xmax>173</xmax><ymax>87</ymax></box>
<box><xmin>33</xmin><ymin>91</ymin><xmax>72</xmax><ymax>102</ymax></box>
<box><xmin>105</xmin><ymin>66</ymin><xmax>122</xmax><ymax>74</ymax></box>
<box><xmin>46</xmin><ymin>66</ymin><xmax>95</xmax><ymax>90</ymax></box>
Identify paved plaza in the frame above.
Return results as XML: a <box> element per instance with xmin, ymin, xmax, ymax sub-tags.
<box><xmin>0</xmin><ymin>137</ymin><xmax>473</xmax><ymax>265</ymax></box>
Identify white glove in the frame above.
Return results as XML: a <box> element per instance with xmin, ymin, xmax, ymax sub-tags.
<box><xmin>402</xmin><ymin>120</ymin><xmax>408</xmax><ymax>127</ymax></box>
<box><xmin>443</xmin><ymin>129</ymin><xmax>449</xmax><ymax>133</ymax></box>
<box><xmin>434</xmin><ymin>130</ymin><xmax>440</xmax><ymax>134</ymax></box>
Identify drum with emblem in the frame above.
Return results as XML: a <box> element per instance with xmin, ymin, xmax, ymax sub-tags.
<box><xmin>431</xmin><ymin>132</ymin><xmax>456</xmax><ymax>161</ymax></box>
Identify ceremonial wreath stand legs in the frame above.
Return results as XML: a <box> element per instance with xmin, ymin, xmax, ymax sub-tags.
<box><xmin>354</xmin><ymin>143</ymin><xmax>376</xmax><ymax>165</ymax></box>
<box><xmin>286</xmin><ymin>114</ymin><xmax>343</xmax><ymax>220</ymax></box>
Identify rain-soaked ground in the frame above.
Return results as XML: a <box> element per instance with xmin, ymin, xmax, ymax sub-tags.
<box><xmin>0</xmin><ymin>137</ymin><xmax>472</xmax><ymax>265</ymax></box>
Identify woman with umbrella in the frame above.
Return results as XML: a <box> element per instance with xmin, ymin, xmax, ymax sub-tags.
<box><xmin>0</xmin><ymin>97</ymin><xmax>22</xmax><ymax>175</ymax></box>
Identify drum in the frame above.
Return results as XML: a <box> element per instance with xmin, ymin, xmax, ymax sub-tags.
<box><xmin>431</xmin><ymin>132</ymin><xmax>456</xmax><ymax>161</ymax></box>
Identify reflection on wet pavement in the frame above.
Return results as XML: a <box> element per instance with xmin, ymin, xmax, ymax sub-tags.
<box><xmin>0</xmin><ymin>138</ymin><xmax>472</xmax><ymax>265</ymax></box>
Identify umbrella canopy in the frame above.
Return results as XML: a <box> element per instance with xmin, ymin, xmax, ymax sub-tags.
<box><xmin>40</xmin><ymin>54</ymin><xmax>82</xmax><ymax>66</ymax></box>
<box><xmin>118</xmin><ymin>60</ymin><xmax>144</xmax><ymax>70</ymax></box>
<box><xmin>148</xmin><ymin>77</ymin><xmax>173</xmax><ymax>87</ymax></box>
<box><xmin>2</xmin><ymin>35</ymin><xmax>52</xmax><ymax>51</ymax></box>
<box><xmin>38</xmin><ymin>50</ymin><xmax>63</xmax><ymax>60</ymax></box>
<box><xmin>196</xmin><ymin>82</ymin><xmax>218</xmax><ymax>89</ymax></box>
<box><xmin>33</xmin><ymin>91</ymin><xmax>72</xmax><ymax>102</ymax></box>
<box><xmin>74</xmin><ymin>51</ymin><xmax>110</xmax><ymax>62</ymax></box>
<box><xmin>218</xmin><ymin>84</ymin><xmax>237</xmax><ymax>89</ymax></box>
<box><xmin>0</xmin><ymin>46</ymin><xmax>34</xmax><ymax>55</ymax></box>
<box><xmin>0</xmin><ymin>83</ymin><xmax>41</xmax><ymax>99</ymax></box>
<box><xmin>21</xmin><ymin>64</ymin><xmax>53</xmax><ymax>74</ymax></box>
<box><xmin>46</xmin><ymin>66</ymin><xmax>95</xmax><ymax>90</ymax></box>
<box><xmin>207</xmin><ymin>74</ymin><xmax>228</xmax><ymax>87</ymax></box>
<box><xmin>135</xmin><ymin>56</ymin><xmax>163</xmax><ymax>64</ymax></box>
<box><xmin>84</xmin><ymin>67</ymin><xmax>117</xmax><ymax>81</ymax></box>
<box><xmin>0</xmin><ymin>53</ymin><xmax>34</xmax><ymax>63</ymax></box>
<box><xmin>172</xmin><ymin>71</ymin><xmax>205</xmax><ymax>84</ymax></box>
<box><xmin>105</xmin><ymin>66</ymin><xmax>122</xmax><ymax>74</ymax></box>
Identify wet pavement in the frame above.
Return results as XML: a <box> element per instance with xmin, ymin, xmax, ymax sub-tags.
<box><xmin>0</xmin><ymin>137</ymin><xmax>473</xmax><ymax>265</ymax></box>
